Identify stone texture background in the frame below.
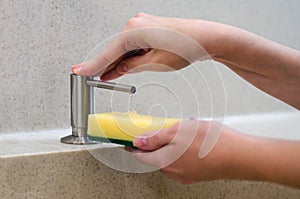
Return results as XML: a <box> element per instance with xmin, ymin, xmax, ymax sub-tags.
<box><xmin>1</xmin><ymin>0</ymin><xmax>299</xmax><ymax>133</ymax></box>
<box><xmin>1</xmin><ymin>150</ymin><xmax>300</xmax><ymax>199</ymax></box>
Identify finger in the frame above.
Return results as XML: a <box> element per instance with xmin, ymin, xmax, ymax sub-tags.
<box><xmin>123</xmin><ymin>146</ymin><xmax>146</xmax><ymax>153</ymax></box>
<box><xmin>134</xmin><ymin>143</ymin><xmax>180</xmax><ymax>168</ymax></box>
<box><xmin>135</xmin><ymin>120</ymin><xmax>201</xmax><ymax>169</ymax></box>
<box><xmin>99</xmin><ymin>61</ymin><xmax>136</xmax><ymax>81</ymax></box>
<box><xmin>100</xmin><ymin>50</ymin><xmax>173</xmax><ymax>81</ymax></box>
<box><xmin>96</xmin><ymin>49</ymin><xmax>136</xmax><ymax>76</ymax></box>
<box><xmin>123</xmin><ymin>146</ymin><xmax>135</xmax><ymax>152</ymax></box>
<box><xmin>93</xmin><ymin>48</ymin><xmax>144</xmax><ymax>77</ymax></box>
<box><xmin>122</xmin><ymin>49</ymin><xmax>171</xmax><ymax>72</ymax></box>
<box><xmin>72</xmin><ymin>47</ymin><xmax>124</xmax><ymax>76</ymax></box>
<box><xmin>120</xmin><ymin>49</ymin><xmax>183</xmax><ymax>73</ymax></box>
<box><xmin>93</xmin><ymin>58</ymin><xmax>121</xmax><ymax>77</ymax></box>
<box><xmin>98</xmin><ymin>49</ymin><xmax>149</xmax><ymax>80</ymax></box>
<box><xmin>73</xmin><ymin>32</ymin><xmax>144</xmax><ymax>76</ymax></box>
<box><xmin>133</xmin><ymin>122</ymin><xmax>180</xmax><ymax>151</ymax></box>
<box><xmin>134</xmin><ymin>147</ymin><xmax>168</xmax><ymax>168</ymax></box>
<box><xmin>100</xmin><ymin>67</ymin><xmax>124</xmax><ymax>81</ymax></box>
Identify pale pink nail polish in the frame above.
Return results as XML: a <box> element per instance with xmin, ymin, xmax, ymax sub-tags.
<box><xmin>133</xmin><ymin>137</ymin><xmax>147</xmax><ymax>147</ymax></box>
<box><xmin>72</xmin><ymin>63</ymin><xmax>83</xmax><ymax>74</ymax></box>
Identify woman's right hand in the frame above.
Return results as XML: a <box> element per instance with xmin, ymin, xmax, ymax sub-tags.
<box><xmin>72</xmin><ymin>13</ymin><xmax>220</xmax><ymax>80</ymax></box>
<box><xmin>72</xmin><ymin>13</ymin><xmax>300</xmax><ymax>108</ymax></box>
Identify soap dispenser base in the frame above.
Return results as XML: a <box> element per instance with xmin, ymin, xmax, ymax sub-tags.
<box><xmin>60</xmin><ymin>135</ymin><xmax>100</xmax><ymax>145</ymax></box>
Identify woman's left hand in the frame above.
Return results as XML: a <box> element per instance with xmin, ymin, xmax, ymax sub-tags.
<box><xmin>126</xmin><ymin>119</ymin><xmax>242</xmax><ymax>184</ymax></box>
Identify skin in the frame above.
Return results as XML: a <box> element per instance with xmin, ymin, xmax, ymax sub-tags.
<box><xmin>73</xmin><ymin>13</ymin><xmax>300</xmax><ymax>188</ymax></box>
<box><xmin>129</xmin><ymin>120</ymin><xmax>300</xmax><ymax>187</ymax></box>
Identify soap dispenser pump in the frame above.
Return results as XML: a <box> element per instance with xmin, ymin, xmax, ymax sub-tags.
<box><xmin>61</xmin><ymin>74</ymin><xmax>136</xmax><ymax>144</ymax></box>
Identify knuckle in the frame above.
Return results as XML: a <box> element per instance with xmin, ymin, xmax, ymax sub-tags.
<box><xmin>135</xmin><ymin>12</ymin><xmax>146</xmax><ymax>18</ymax></box>
<box><xmin>148</xmin><ymin>131</ymin><xmax>164</xmax><ymax>148</ymax></box>
<box><xmin>121</xmin><ymin>38</ymin><xmax>134</xmax><ymax>52</ymax></box>
<box><xmin>168</xmin><ymin>122</ymin><xmax>181</xmax><ymax>135</ymax></box>
<box><xmin>125</xmin><ymin>17</ymin><xmax>143</xmax><ymax>29</ymax></box>
<box><xmin>172</xmin><ymin>122</ymin><xmax>181</xmax><ymax>131</ymax></box>
<box><xmin>151</xmin><ymin>134</ymin><xmax>160</xmax><ymax>147</ymax></box>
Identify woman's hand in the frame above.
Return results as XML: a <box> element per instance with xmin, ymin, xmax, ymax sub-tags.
<box><xmin>127</xmin><ymin>119</ymin><xmax>244</xmax><ymax>184</ymax></box>
<box><xmin>128</xmin><ymin>119</ymin><xmax>300</xmax><ymax>188</ymax></box>
<box><xmin>72</xmin><ymin>13</ymin><xmax>220</xmax><ymax>80</ymax></box>
<box><xmin>72</xmin><ymin>13</ymin><xmax>300</xmax><ymax>108</ymax></box>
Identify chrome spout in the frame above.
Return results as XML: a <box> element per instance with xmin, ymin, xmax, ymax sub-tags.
<box><xmin>86</xmin><ymin>79</ymin><xmax>136</xmax><ymax>94</ymax></box>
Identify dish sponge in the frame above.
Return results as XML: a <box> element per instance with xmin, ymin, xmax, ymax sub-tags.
<box><xmin>87</xmin><ymin>112</ymin><xmax>180</xmax><ymax>147</ymax></box>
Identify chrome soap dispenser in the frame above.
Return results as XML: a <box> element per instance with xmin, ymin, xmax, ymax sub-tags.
<box><xmin>61</xmin><ymin>74</ymin><xmax>136</xmax><ymax>144</ymax></box>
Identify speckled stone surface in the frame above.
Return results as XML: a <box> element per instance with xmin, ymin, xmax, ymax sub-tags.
<box><xmin>1</xmin><ymin>0</ymin><xmax>300</xmax><ymax>133</ymax></box>
<box><xmin>1</xmin><ymin>0</ymin><xmax>300</xmax><ymax>198</ymax></box>
<box><xmin>1</xmin><ymin>112</ymin><xmax>299</xmax><ymax>158</ymax></box>
<box><xmin>0</xmin><ymin>113</ymin><xmax>299</xmax><ymax>198</ymax></box>
<box><xmin>1</xmin><ymin>150</ymin><xmax>300</xmax><ymax>199</ymax></box>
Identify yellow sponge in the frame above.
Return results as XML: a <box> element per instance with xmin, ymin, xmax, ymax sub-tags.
<box><xmin>87</xmin><ymin>112</ymin><xmax>180</xmax><ymax>147</ymax></box>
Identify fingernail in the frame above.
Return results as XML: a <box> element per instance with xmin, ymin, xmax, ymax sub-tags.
<box><xmin>72</xmin><ymin>63</ymin><xmax>83</xmax><ymax>74</ymax></box>
<box><xmin>133</xmin><ymin>137</ymin><xmax>147</xmax><ymax>147</ymax></box>
<box><xmin>117</xmin><ymin>63</ymin><xmax>128</xmax><ymax>74</ymax></box>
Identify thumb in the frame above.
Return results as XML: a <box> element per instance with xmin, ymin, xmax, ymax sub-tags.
<box><xmin>133</xmin><ymin>122</ymin><xmax>180</xmax><ymax>151</ymax></box>
<box><xmin>100</xmin><ymin>52</ymin><xmax>152</xmax><ymax>81</ymax></box>
<box><xmin>72</xmin><ymin>31</ymin><xmax>136</xmax><ymax>76</ymax></box>
<box><xmin>71</xmin><ymin>49</ymin><xmax>124</xmax><ymax>77</ymax></box>
<box><xmin>72</xmin><ymin>29</ymin><xmax>150</xmax><ymax>77</ymax></box>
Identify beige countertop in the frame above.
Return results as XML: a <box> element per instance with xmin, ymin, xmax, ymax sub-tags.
<box><xmin>1</xmin><ymin>111</ymin><xmax>299</xmax><ymax>158</ymax></box>
<box><xmin>0</xmin><ymin>111</ymin><xmax>299</xmax><ymax>198</ymax></box>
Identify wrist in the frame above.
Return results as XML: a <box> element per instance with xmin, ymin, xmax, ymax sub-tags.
<box><xmin>216</xmin><ymin>128</ymin><xmax>265</xmax><ymax>181</ymax></box>
<box><xmin>220</xmin><ymin>129</ymin><xmax>300</xmax><ymax>188</ymax></box>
